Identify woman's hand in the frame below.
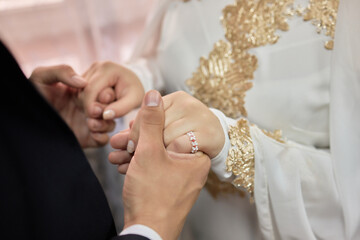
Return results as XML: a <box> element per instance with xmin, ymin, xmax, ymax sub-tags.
<box><xmin>30</xmin><ymin>64</ymin><xmax>115</xmax><ymax>148</ymax></box>
<box><xmin>80</xmin><ymin>61</ymin><xmax>145</xmax><ymax>120</ymax></box>
<box><xmin>161</xmin><ymin>91</ymin><xmax>225</xmax><ymax>158</ymax></box>
<box><xmin>109</xmin><ymin>91</ymin><xmax>225</xmax><ymax>173</ymax></box>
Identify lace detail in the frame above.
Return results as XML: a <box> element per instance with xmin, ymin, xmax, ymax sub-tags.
<box><xmin>186</xmin><ymin>0</ymin><xmax>338</xmax><ymax>198</ymax></box>
<box><xmin>304</xmin><ymin>0</ymin><xmax>339</xmax><ymax>50</ymax></box>
<box><xmin>261</xmin><ymin>128</ymin><xmax>285</xmax><ymax>143</ymax></box>
<box><xmin>205</xmin><ymin>170</ymin><xmax>246</xmax><ymax>198</ymax></box>
<box><xmin>186</xmin><ymin>0</ymin><xmax>294</xmax><ymax>118</ymax></box>
<box><xmin>226</xmin><ymin>119</ymin><xmax>255</xmax><ymax>198</ymax></box>
<box><xmin>186</xmin><ymin>40</ymin><xmax>253</xmax><ymax>118</ymax></box>
<box><xmin>186</xmin><ymin>0</ymin><xmax>339</xmax><ymax>118</ymax></box>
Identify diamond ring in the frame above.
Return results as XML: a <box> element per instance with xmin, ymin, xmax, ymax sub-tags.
<box><xmin>186</xmin><ymin>131</ymin><xmax>198</xmax><ymax>154</ymax></box>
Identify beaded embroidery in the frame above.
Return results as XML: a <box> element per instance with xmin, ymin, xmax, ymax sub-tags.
<box><xmin>303</xmin><ymin>0</ymin><xmax>339</xmax><ymax>50</ymax></box>
<box><xmin>185</xmin><ymin>0</ymin><xmax>339</xmax><ymax>198</ymax></box>
<box><xmin>187</xmin><ymin>0</ymin><xmax>294</xmax><ymax>118</ymax></box>
<box><xmin>186</xmin><ymin>0</ymin><xmax>339</xmax><ymax>118</ymax></box>
<box><xmin>205</xmin><ymin>170</ymin><xmax>246</xmax><ymax>198</ymax></box>
<box><xmin>226</xmin><ymin>118</ymin><xmax>255</xmax><ymax>198</ymax></box>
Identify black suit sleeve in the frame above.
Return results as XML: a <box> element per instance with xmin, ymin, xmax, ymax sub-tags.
<box><xmin>0</xmin><ymin>41</ymin><xmax>117</xmax><ymax>239</ymax></box>
<box><xmin>113</xmin><ymin>234</ymin><xmax>150</xmax><ymax>240</ymax></box>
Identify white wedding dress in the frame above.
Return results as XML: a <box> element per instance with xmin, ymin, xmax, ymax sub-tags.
<box><xmin>125</xmin><ymin>0</ymin><xmax>360</xmax><ymax>239</ymax></box>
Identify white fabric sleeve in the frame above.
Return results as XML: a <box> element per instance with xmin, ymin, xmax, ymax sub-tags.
<box><xmin>251</xmin><ymin>126</ymin><xmax>344</xmax><ymax>239</ymax></box>
<box><xmin>123</xmin><ymin>58</ymin><xmax>164</xmax><ymax>93</ymax></box>
<box><xmin>209</xmin><ymin>108</ymin><xmax>235</xmax><ymax>182</ymax></box>
<box><xmin>124</xmin><ymin>0</ymin><xmax>172</xmax><ymax>93</ymax></box>
<box><xmin>120</xmin><ymin>224</ymin><xmax>162</xmax><ymax>240</ymax></box>
<box><xmin>211</xmin><ymin>110</ymin><xmax>357</xmax><ymax>239</ymax></box>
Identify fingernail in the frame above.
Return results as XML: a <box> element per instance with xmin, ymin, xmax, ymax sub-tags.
<box><xmin>127</xmin><ymin>140</ymin><xmax>135</xmax><ymax>154</ymax></box>
<box><xmin>93</xmin><ymin>106</ymin><xmax>103</xmax><ymax>116</ymax></box>
<box><xmin>72</xmin><ymin>75</ymin><xmax>86</xmax><ymax>85</ymax></box>
<box><xmin>145</xmin><ymin>90</ymin><xmax>160</xmax><ymax>106</ymax></box>
<box><xmin>103</xmin><ymin>110</ymin><xmax>115</xmax><ymax>120</ymax></box>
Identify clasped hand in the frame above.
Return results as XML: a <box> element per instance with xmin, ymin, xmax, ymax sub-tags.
<box><xmin>30</xmin><ymin>59</ymin><xmax>154</xmax><ymax>148</ymax></box>
<box><xmin>30</xmin><ymin>61</ymin><xmax>224</xmax><ymax>158</ymax></box>
<box><xmin>29</xmin><ymin>64</ymin><xmax>118</xmax><ymax>148</ymax></box>
<box><xmin>109</xmin><ymin>91</ymin><xmax>225</xmax><ymax>173</ymax></box>
<box><xmin>30</xmin><ymin>62</ymin><xmax>222</xmax><ymax>240</ymax></box>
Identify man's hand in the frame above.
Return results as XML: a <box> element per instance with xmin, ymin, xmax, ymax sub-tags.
<box><xmin>110</xmin><ymin>90</ymin><xmax>211</xmax><ymax>240</ymax></box>
<box><xmin>30</xmin><ymin>65</ymin><xmax>115</xmax><ymax>148</ymax></box>
<box><xmin>80</xmin><ymin>61</ymin><xmax>145</xmax><ymax>120</ymax></box>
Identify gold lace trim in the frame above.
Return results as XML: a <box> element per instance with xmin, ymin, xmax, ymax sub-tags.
<box><xmin>303</xmin><ymin>0</ymin><xmax>339</xmax><ymax>50</ymax></box>
<box><xmin>206</xmin><ymin>120</ymin><xmax>285</xmax><ymax>199</ymax></box>
<box><xmin>226</xmin><ymin>118</ymin><xmax>255</xmax><ymax>198</ymax></box>
<box><xmin>186</xmin><ymin>40</ymin><xmax>253</xmax><ymax>118</ymax></box>
<box><xmin>186</xmin><ymin>0</ymin><xmax>339</xmax><ymax>118</ymax></box>
<box><xmin>186</xmin><ymin>0</ymin><xmax>294</xmax><ymax>118</ymax></box>
<box><xmin>205</xmin><ymin>170</ymin><xmax>246</xmax><ymax>199</ymax></box>
<box><xmin>186</xmin><ymin>0</ymin><xmax>338</xmax><ymax>198</ymax></box>
<box><xmin>261</xmin><ymin>128</ymin><xmax>285</xmax><ymax>143</ymax></box>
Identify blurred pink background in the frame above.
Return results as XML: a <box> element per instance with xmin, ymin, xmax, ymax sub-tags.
<box><xmin>0</xmin><ymin>0</ymin><xmax>156</xmax><ymax>76</ymax></box>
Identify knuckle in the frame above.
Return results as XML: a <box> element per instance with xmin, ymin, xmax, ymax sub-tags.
<box><xmin>185</xmin><ymin>98</ymin><xmax>197</xmax><ymax>108</ymax></box>
<box><xmin>101</xmin><ymin>61</ymin><xmax>114</xmax><ymax>68</ymax></box>
<box><xmin>174</xmin><ymin>90</ymin><xmax>189</xmax><ymax>99</ymax></box>
<box><xmin>58</xmin><ymin>64</ymin><xmax>72</xmax><ymax>72</ymax></box>
<box><xmin>90</xmin><ymin>62</ymin><xmax>100</xmax><ymax>69</ymax></box>
<box><xmin>31</xmin><ymin>67</ymin><xmax>43</xmax><ymax>75</ymax></box>
<box><xmin>29</xmin><ymin>67</ymin><xmax>44</xmax><ymax>81</ymax></box>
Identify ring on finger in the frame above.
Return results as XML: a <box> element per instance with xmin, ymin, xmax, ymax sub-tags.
<box><xmin>186</xmin><ymin>131</ymin><xmax>198</xmax><ymax>154</ymax></box>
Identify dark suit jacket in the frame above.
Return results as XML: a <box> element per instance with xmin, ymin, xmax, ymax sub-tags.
<box><xmin>0</xmin><ymin>42</ymin><xmax>148</xmax><ymax>240</ymax></box>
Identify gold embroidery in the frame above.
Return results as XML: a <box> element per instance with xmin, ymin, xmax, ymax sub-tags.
<box><xmin>209</xmin><ymin>120</ymin><xmax>284</xmax><ymax>199</ymax></box>
<box><xmin>261</xmin><ymin>128</ymin><xmax>285</xmax><ymax>143</ymax></box>
<box><xmin>303</xmin><ymin>0</ymin><xmax>339</xmax><ymax>50</ymax></box>
<box><xmin>186</xmin><ymin>40</ymin><xmax>253</xmax><ymax>117</ymax></box>
<box><xmin>205</xmin><ymin>170</ymin><xmax>246</xmax><ymax>199</ymax></box>
<box><xmin>186</xmin><ymin>0</ymin><xmax>339</xmax><ymax>119</ymax></box>
<box><xmin>186</xmin><ymin>0</ymin><xmax>294</xmax><ymax>118</ymax></box>
<box><xmin>226</xmin><ymin>118</ymin><xmax>255</xmax><ymax>198</ymax></box>
<box><xmin>186</xmin><ymin>0</ymin><xmax>339</xmax><ymax>198</ymax></box>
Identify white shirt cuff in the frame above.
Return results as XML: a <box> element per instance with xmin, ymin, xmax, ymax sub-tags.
<box><xmin>120</xmin><ymin>224</ymin><xmax>163</xmax><ymax>240</ymax></box>
<box><xmin>209</xmin><ymin>108</ymin><xmax>237</xmax><ymax>182</ymax></box>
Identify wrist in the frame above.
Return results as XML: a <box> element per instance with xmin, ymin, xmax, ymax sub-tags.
<box><xmin>209</xmin><ymin>108</ymin><xmax>235</xmax><ymax>157</ymax></box>
<box><xmin>124</xmin><ymin>213</ymin><xmax>182</xmax><ymax>240</ymax></box>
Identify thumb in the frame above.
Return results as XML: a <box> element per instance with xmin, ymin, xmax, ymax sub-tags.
<box><xmin>128</xmin><ymin>90</ymin><xmax>165</xmax><ymax>154</ymax></box>
<box><xmin>30</xmin><ymin>65</ymin><xmax>87</xmax><ymax>89</ymax></box>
